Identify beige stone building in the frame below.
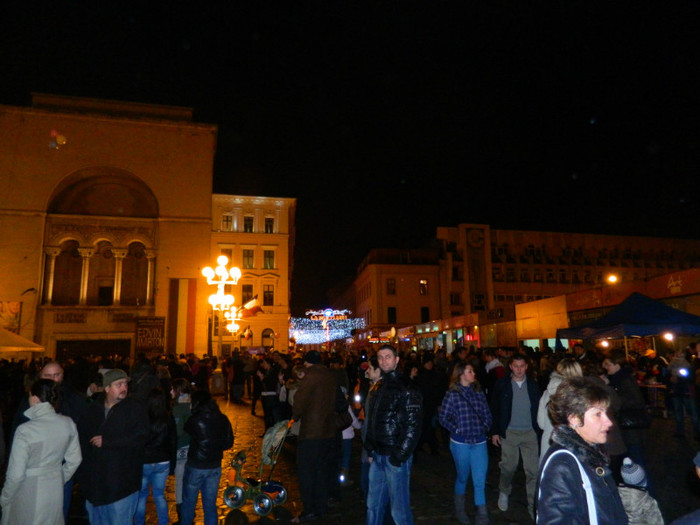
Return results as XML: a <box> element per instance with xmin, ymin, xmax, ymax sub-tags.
<box><xmin>0</xmin><ymin>94</ymin><xmax>294</xmax><ymax>360</ymax></box>
<box><xmin>209</xmin><ymin>194</ymin><xmax>296</xmax><ymax>355</ymax></box>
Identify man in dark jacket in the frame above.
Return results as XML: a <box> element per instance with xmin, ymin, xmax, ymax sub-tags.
<box><xmin>291</xmin><ymin>350</ymin><xmax>338</xmax><ymax>523</ymax></box>
<box><xmin>181</xmin><ymin>389</ymin><xmax>234</xmax><ymax>525</ymax></box>
<box><xmin>77</xmin><ymin>368</ymin><xmax>149</xmax><ymax>524</ymax></box>
<box><xmin>364</xmin><ymin>345</ymin><xmax>423</xmax><ymax>525</ymax></box>
<box><xmin>490</xmin><ymin>354</ymin><xmax>541</xmax><ymax>519</ymax></box>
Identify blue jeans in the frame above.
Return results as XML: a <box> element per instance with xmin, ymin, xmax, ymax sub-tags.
<box><xmin>135</xmin><ymin>461</ymin><xmax>170</xmax><ymax>525</ymax></box>
<box><xmin>85</xmin><ymin>491</ymin><xmax>139</xmax><ymax>525</ymax></box>
<box><xmin>449</xmin><ymin>439</ymin><xmax>488</xmax><ymax>506</ymax></box>
<box><xmin>367</xmin><ymin>454</ymin><xmax>414</xmax><ymax>525</ymax></box>
<box><xmin>181</xmin><ymin>465</ymin><xmax>222</xmax><ymax>525</ymax></box>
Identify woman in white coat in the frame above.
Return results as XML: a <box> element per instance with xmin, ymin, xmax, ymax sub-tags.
<box><xmin>1</xmin><ymin>378</ymin><xmax>82</xmax><ymax>525</ymax></box>
<box><xmin>537</xmin><ymin>357</ymin><xmax>582</xmax><ymax>463</ymax></box>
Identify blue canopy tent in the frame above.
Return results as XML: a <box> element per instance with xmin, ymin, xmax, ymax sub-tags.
<box><xmin>556</xmin><ymin>292</ymin><xmax>700</xmax><ymax>341</ymax></box>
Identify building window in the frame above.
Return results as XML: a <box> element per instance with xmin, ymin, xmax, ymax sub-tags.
<box><xmin>241</xmin><ymin>284</ymin><xmax>254</xmax><ymax>304</ymax></box>
<box><xmin>559</xmin><ymin>269</ymin><xmax>568</xmax><ymax>283</ymax></box>
<box><xmin>263</xmin><ymin>250</ymin><xmax>275</xmax><ymax>269</ymax></box>
<box><xmin>420</xmin><ymin>306</ymin><xmax>430</xmax><ymax>323</ymax></box>
<box><xmin>506</xmin><ymin>268</ymin><xmax>516</xmax><ymax>282</ymax></box>
<box><xmin>450</xmin><ymin>293</ymin><xmax>461</xmax><ymax>305</ymax></box>
<box><xmin>263</xmin><ymin>284</ymin><xmax>274</xmax><ymax>306</ymax></box>
<box><xmin>264</xmin><ymin>217</ymin><xmax>274</xmax><ymax>233</ymax></box>
<box><xmin>520</xmin><ymin>269</ymin><xmax>530</xmax><ymax>282</ymax></box>
<box><xmin>419</xmin><ymin>279</ymin><xmax>429</xmax><ymax>295</ymax></box>
<box><xmin>220</xmin><ymin>248</ymin><xmax>232</xmax><ymax>261</ymax></box>
<box><xmin>533</xmin><ymin>269</ymin><xmax>543</xmax><ymax>282</ymax></box>
<box><xmin>546</xmin><ymin>269</ymin><xmax>556</xmax><ymax>283</ymax></box>
<box><xmin>386</xmin><ymin>278</ymin><xmax>396</xmax><ymax>295</ymax></box>
<box><xmin>242</xmin><ymin>249</ymin><xmax>254</xmax><ymax>269</ymax></box>
<box><xmin>388</xmin><ymin>306</ymin><xmax>397</xmax><ymax>324</ymax></box>
<box><xmin>221</xmin><ymin>214</ymin><xmax>233</xmax><ymax>231</ymax></box>
<box><xmin>243</xmin><ymin>216</ymin><xmax>254</xmax><ymax>233</ymax></box>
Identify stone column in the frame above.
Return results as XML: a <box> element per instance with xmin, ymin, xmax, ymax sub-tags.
<box><xmin>43</xmin><ymin>247</ymin><xmax>62</xmax><ymax>304</ymax></box>
<box><xmin>77</xmin><ymin>248</ymin><xmax>95</xmax><ymax>305</ymax></box>
<box><xmin>111</xmin><ymin>249</ymin><xmax>128</xmax><ymax>306</ymax></box>
<box><xmin>145</xmin><ymin>250</ymin><xmax>156</xmax><ymax>305</ymax></box>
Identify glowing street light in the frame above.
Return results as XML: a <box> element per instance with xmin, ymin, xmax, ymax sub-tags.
<box><xmin>202</xmin><ymin>255</ymin><xmax>242</xmax><ymax>355</ymax></box>
<box><xmin>606</xmin><ymin>274</ymin><xmax>619</xmax><ymax>284</ymax></box>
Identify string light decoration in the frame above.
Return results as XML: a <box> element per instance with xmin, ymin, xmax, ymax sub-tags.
<box><xmin>290</xmin><ymin>310</ymin><xmax>366</xmax><ymax>344</ymax></box>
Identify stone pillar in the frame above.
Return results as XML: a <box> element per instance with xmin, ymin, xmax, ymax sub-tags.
<box><xmin>145</xmin><ymin>250</ymin><xmax>156</xmax><ymax>305</ymax></box>
<box><xmin>43</xmin><ymin>247</ymin><xmax>62</xmax><ymax>304</ymax></box>
<box><xmin>77</xmin><ymin>248</ymin><xmax>95</xmax><ymax>305</ymax></box>
<box><xmin>111</xmin><ymin>249</ymin><xmax>128</xmax><ymax>306</ymax></box>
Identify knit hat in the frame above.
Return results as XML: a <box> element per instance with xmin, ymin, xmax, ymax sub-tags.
<box><xmin>621</xmin><ymin>457</ymin><xmax>647</xmax><ymax>487</ymax></box>
<box><xmin>103</xmin><ymin>369</ymin><xmax>129</xmax><ymax>387</ymax></box>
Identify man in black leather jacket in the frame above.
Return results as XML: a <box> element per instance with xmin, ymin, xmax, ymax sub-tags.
<box><xmin>364</xmin><ymin>345</ymin><xmax>423</xmax><ymax>525</ymax></box>
<box><xmin>181</xmin><ymin>389</ymin><xmax>234</xmax><ymax>525</ymax></box>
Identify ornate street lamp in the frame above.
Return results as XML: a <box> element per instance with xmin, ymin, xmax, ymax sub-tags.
<box><xmin>202</xmin><ymin>255</ymin><xmax>242</xmax><ymax>356</ymax></box>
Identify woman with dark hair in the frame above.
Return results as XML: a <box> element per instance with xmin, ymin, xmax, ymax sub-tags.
<box><xmin>181</xmin><ymin>389</ymin><xmax>234</xmax><ymax>525</ymax></box>
<box><xmin>135</xmin><ymin>387</ymin><xmax>177</xmax><ymax>525</ymax></box>
<box><xmin>602</xmin><ymin>349</ymin><xmax>652</xmax><ymax>492</ymax></box>
<box><xmin>1</xmin><ymin>378</ymin><xmax>82</xmax><ymax>525</ymax></box>
<box><xmin>171</xmin><ymin>378</ymin><xmax>192</xmax><ymax>524</ymax></box>
<box><xmin>537</xmin><ymin>376</ymin><xmax>628</xmax><ymax>524</ymax></box>
<box><xmin>439</xmin><ymin>362</ymin><xmax>492</xmax><ymax>525</ymax></box>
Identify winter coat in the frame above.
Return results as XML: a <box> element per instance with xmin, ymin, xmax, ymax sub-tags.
<box><xmin>607</xmin><ymin>367</ymin><xmax>647</xmax><ymax>446</ymax></box>
<box><xmin>490</xmin><ymin>375</ymin><xmax>541</xmax><ymax>439</ymax></box>
<box><xmin>142</xmin><ymin>413</ymin><xmax>178</xmax><ymax>472</ymax></box>
<box><xmin>537</xmin><ymin>425</ymin><xmax>628</xmax><ymax>525</ymax></box>
<box><xmin>537</xmin><ymin>371</ymin><xmax>564</xmax><ymax>461</ymax></box>
<box><xmin>292</xmin><ymin>364</ymin><xmax>338</xmax><ymax>440</ymax></box>
<box><xmin>77</xmin><ymin>395</ymin><xmax>149</xmax><ymax>506</ymax></box>
<box><xmin>1</xmin><ymin>402</ymin><xmax>82</xmax><ymax>525</ymax></box>
<box><xmin>364</xmin><ymin>369</ymin><xmax>423</xmax><ymax>466</ymax></box>
<box><xmin>185</xmin><ymin>399</ymin><xmax>234</xmax><ymax>469</ymax></box>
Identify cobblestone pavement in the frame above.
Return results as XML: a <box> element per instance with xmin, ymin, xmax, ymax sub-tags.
<box><xmin>73</xmin><ymin>396</ymin><xmax>700</xmax><ymax>524</ymax></box>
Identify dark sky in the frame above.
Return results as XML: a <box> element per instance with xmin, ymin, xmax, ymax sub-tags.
<box><xmin>2</xmin><ymin>2</ymin><xmax>700</xmax><ymax>315</ymax></box>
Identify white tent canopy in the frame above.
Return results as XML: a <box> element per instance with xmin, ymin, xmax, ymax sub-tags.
<box><xmin>0</xmin><ymin>328</ymin><xmax>44</xmax><ymax>353</ymax></box>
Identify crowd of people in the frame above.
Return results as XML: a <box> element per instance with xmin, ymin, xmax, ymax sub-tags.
<box><xmin>0</xmin><ymin>340</ymin><xmax>699</xmax><ymax>524</ymax></box>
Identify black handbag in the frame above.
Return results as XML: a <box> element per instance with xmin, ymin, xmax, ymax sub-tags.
<box><xmin>617</xmin><ymin>407</ymin><xmax>652</xmax><ymax>429</ymax></box>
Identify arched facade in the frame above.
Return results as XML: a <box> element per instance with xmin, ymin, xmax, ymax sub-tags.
<box><xmin>42</xmin><ymin>170</ymin><xmax>158</xmax><ymax>308</ymax></box>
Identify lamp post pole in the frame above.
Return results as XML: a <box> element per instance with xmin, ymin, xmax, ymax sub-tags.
<box><xmin>202</xmin><ymin>256</ymin><xmax>241</xmax><ymax>358</ymax></box>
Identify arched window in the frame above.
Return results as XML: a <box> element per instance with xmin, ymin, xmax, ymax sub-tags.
<box><xmin>121</xmin><ymin>242</ymin><xmax>149</xmax><ymax>306</ymax></box>
<box><xmin>262</xmin><ymin>328</ymin><xmax>275</xmax><ymax>350</ymax></box>
<box><xmin>87</xmin><ymin>241</ymin><xmax>115</xmax><ymax>306</ymax></box>
<box><xmin>51</xmin><ymin>240</ymin><xmax>82</xmax><ymax>305</ymax></box>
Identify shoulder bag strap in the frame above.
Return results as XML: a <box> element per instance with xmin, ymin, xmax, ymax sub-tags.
<box><xmin>539</xmin><ymin>449</ymin><xmax>598</xmax><ymax>525</ymax></box>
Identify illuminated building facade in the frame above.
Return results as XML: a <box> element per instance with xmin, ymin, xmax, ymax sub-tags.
<box><xmin>0</xmin><ymin>94</ymin><xmax>294</xmax><ymax>359</ymax></box>
<box><xmin>210</xmin><ymin>194</ymin><xmax>296</xmax><ymax>354</ymax></box>
<box><xmin>332</xmin><ymin>224</ymin><xmax>700</xmax><ymax>351</ymax></box>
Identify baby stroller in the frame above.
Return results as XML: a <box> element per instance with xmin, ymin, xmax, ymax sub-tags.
<box><xmin>223</xmin><ymin>419</ymin><xmax>292</xmax><ymax>516</ymax></box>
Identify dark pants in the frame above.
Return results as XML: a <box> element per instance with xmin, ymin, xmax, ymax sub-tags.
<box><xmin>297</xmin><ymin>438</ymin><xmax>334</xmax><ymax>516</ymax></box>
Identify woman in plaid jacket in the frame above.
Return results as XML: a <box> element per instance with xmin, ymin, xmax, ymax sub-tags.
<box><xmin>439</xmin><ymin>362</ymin><xmax>493</xmax><ymax>525</ymax></box>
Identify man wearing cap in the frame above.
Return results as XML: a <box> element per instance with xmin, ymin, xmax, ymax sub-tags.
<box><xmin>77</xmin><ymin>369</ymin><xmax>149</xmax><ymax>525</ymax></box>
<box><xmin>364</xmin><ymin>344</ymin><xmax>423</xmax><ymax>525</ymax></box>
<box><xmin>291</xmin><ymin>350</ymin><xmax>338</xmax><ymax>523</ymax></box>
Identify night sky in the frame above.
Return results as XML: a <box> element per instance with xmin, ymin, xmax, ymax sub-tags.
<box><xmin>2</xmin><ymin>2</ymin><xmax>699</xmax><ymax>315</ymax></box>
